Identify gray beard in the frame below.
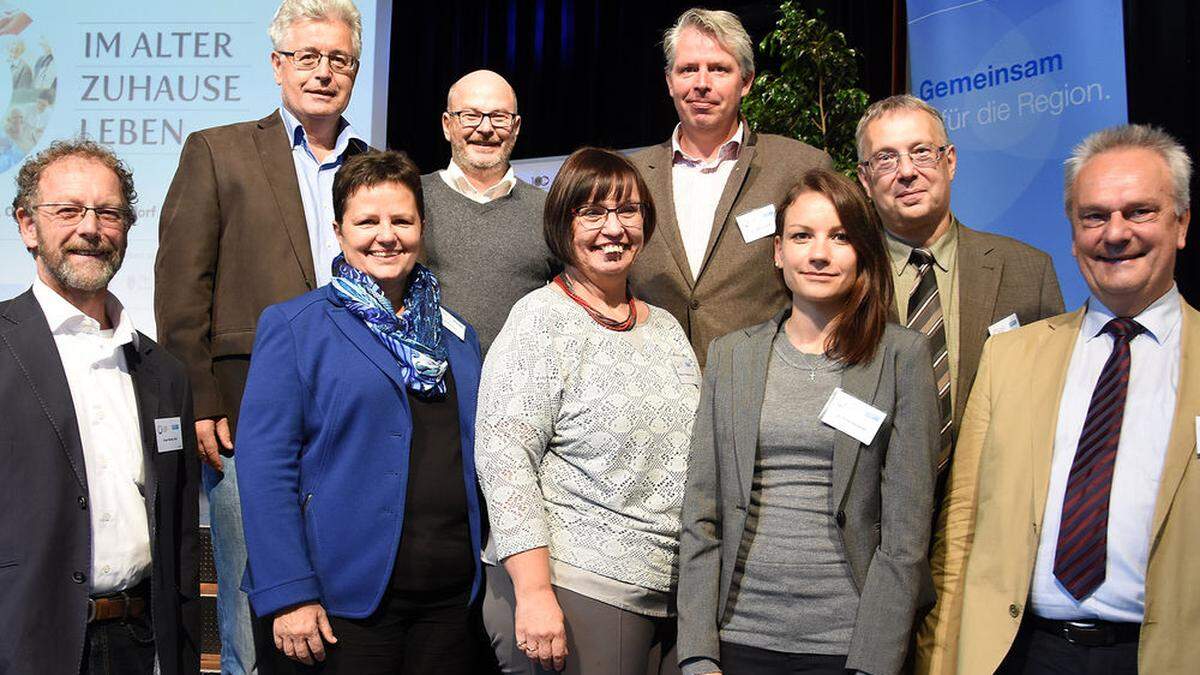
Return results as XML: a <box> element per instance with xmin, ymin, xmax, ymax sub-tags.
<box><xmin>37</xmin><ymin>233</ymin><xmax>124</xmax><ymax>293</ymax></box>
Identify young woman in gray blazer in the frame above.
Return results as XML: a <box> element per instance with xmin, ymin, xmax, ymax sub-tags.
<box><xmin>677</xmin><ymin>168</ymin><xmax>941</xmax><ymax>675</ymax></box>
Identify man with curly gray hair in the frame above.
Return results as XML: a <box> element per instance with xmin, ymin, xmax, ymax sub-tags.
<box><xmin>154</xmin><ymin>1</ymin><xmax>368</xmax><ymax>672</ymax></box>
<box><xmin>1</xmin><ymin>139</ymin><xmax>200</xmax><ymax>675</ymax></box>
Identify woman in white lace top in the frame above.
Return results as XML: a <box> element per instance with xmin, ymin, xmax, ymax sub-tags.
<box><xmin>476</xmin><ymin>147</ymin><xmax>701</xmax><ymax>675</ymax></box>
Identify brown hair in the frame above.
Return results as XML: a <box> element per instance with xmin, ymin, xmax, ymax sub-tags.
<box><xmin>543</xmin><ymin>147</ymin><xmax>656</xmax><ymax>267</ymax></box>
<box><xmin>775</xmin><ymin>168</ymin><xmax>893</xmax><ymax>366</ymax></box>
<box><xmin>332</xmin><ymin>150</ymin><xmax>424</xmax><ymax>224</ymax></box>
<box><xmin>14</xmin><ymin>138</ymin><xmax>138</xmax><ymax>227</ymax></box>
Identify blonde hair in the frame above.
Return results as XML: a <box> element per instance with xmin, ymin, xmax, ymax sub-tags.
<box><xmin>663</xmin><ymin>8</ymin><xmax>754</xmax><ymax>79</ymax></box>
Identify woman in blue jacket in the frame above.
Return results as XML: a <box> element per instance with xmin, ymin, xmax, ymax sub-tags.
<box><xmin>236</xmin><ymin>150</ymin><xmax>484</xmax><ymax>674</ymax></box>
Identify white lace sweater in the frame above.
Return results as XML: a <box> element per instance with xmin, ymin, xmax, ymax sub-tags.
<box><xmin>476</xmin><ymin>285</ymin><xmax>701</xmax><ymax>592</ymax></box>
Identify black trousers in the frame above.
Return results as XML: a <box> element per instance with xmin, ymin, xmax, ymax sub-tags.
<box><xmin>272</xmin><ymin>586</ymin><xmax>479</xmax><ymax>675</ymax></box>
<box><xmin>997</xmin><ymin>619</ymin><xmax>1138</xmax><ymax>675</ymax></box>
<box><xmin>80</xmin><ymin>611</ymin><xmax>155</xmax><ymax>675</ymax></box>
<box><xmin>719</xmin><ymin>641</ymin><xmax>849</xmax><ymax>675</ymax></box>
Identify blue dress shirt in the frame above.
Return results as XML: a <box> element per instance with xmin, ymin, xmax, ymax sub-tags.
<box><xmin>1030</xmin><ymin>285</ymin><xmax>1181</xmax><ymax>622</ymax></box>
<box><xmin>278</xmin><ymin>105</ymin><xmax>366</xmax><ymax>286</ymax></box>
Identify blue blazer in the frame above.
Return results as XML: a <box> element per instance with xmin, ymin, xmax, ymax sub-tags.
<box><xmin>235</xmin><ymin>285</ymin><xmax>484</xmax><ymax>619</ymax></box>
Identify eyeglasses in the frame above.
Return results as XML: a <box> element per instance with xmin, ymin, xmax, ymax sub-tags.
<box><xmin>31</xmin><ymin>203</ymin><xmax>131</xmax><ymax>228</ymax></box>
<box><xmin>573</xmin><ymin>203</ymin><xmax>645</xmax><ymax>229</ymax></box>
<box><xmin>446</xmin><ymin>109</ymin><xmax>517</xmax><ymax>129</ymax></box>
<box><xmin>860</xmin><ymin>144</ymin><xmax>950</xmax><ymax>175</ymax></box>
<box><xmin>276</xmin><ymin>49</ymin><xmax>359</xmax><ymax>75</ymax></box>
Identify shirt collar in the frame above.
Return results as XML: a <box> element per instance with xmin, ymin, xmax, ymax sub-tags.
<box><xmin>671</xmin><ymin>120</ymin><xmax>743</xmax><ymax>168</ymax></box>
<box><xmin>443</xmin><ymin>160</ymin><xmax>517</xmax><ymax>201</ymax></box>
<box><xmin>278</xmin><ymin>105</ymin><xmax>364</xmax><ymax>163</ymax></box>
<box><xmin>31</xmin><ymin>277</ymin><xmax>138</xmax><ymax>348</ymax></box>
<box><xmin>885</xmin><ymin>216</ymin><xmax>959</xmax><ymax>275</ymax></box>
<box><xmin>1082</xmin><ymin>283</ymin><xmax>1181</xmax><ymax>346</ymax></box>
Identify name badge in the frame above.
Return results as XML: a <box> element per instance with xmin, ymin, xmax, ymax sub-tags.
<box><xmin>987</xmin><ymin>313</ymin><xmax>1021</xmax><ymax>336</ymax></box>
<box><xmin>440</xmin><ymin>308</ymin><xmax>467</xmax><ymax>341</ymax></box>
<box><xmin>154</xmin><ymin>417</ymin><xmax>183</xmax><ymax>453</ymax></box>
<box><xmin>675</xmin><ymin>357</ymin><xmax>701</xmax><ymax>387</ymax></box>
<box><xmin>819</xmin><ymin>388</ymin><xmax>887</xmax><ymax>446</ymax></box>
<box><xmin>735</xmin><ymin>204</ymin><xmax>776</xmax><ymax>243</ymax></box>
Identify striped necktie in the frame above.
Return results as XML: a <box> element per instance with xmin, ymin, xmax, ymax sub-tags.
<box><xmin>906</xmin><ymin>247</ymin><xmax>953</xmax><ymax>472</ymax></box>
<box><xmin>1053</xmin><ymin>317</ymin><xmax>1144</xmax><ymax>600</ymax></box>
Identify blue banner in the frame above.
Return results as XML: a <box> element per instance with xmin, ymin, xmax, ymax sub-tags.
<box><xmin>907</xmin><ymin>0</ymin><xmax>1127</xmax><ymax>308</ymax></box>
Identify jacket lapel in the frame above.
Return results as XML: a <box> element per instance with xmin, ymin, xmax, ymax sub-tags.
<box><xmin>731</xmin><ymin>316</ymin><xmax>776</xmax><ymax>507</ymax></box>
<box><xmin>0</xmin><ymin>291</ymin><xmax>87</xmax><ymax>491</ymax></box>
<box><xmin>1029</xmin><ymin>310</ymin><xmax>1085</xmax><ymax>521</ymax></box>
<box><xmin>326</xmin><ymin>297</ymin><xmax>407</xmax><ymax>393</ymax></box>
<box><xmin>642</xmin><ymin>143</ymin><xmax>694</xmax><ymax>287</ymax></box>
<box><xmin>956</xmin><ymin>224</ymin><xmax>1002</xmax><ymax>422</ymax></box>
<box><xmin>254</xmin><ymin>110</ymin><xmax>317</xmax><ymax>289</ymax></box>
<box><xmin>1149</xmin><ymin>299</ymin><xmax>1200</xmax><ymax>550</ymax></box>
<box><xmin>125</xmin><ymin>340</ymin><xmax>160</xmax><ymax>536</ymax></box>
<box><xmin>696</xmin><ymin>131</ymin><xmax>757</xmax><ymax>284</ymax></box>
<box><xmin>831</xmin><ymin>341</ymin><xmax>886</xmax><ymax>508</ymax></box>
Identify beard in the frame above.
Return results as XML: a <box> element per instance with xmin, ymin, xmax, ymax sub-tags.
<box><xmin>36</xmin><ymin>230</ymin><xmax>125</xmax><ymax>293</ymax></box>
<box><xmin>450</xmin><ymin>138</ymin><xmax>513</xmax><ymax>173</ymax></box>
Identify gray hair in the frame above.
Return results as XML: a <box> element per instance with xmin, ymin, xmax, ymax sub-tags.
<box><xmin>1063</xmin><ymin>124</ymin><xmax>1192</xmax><ymax>217</ymax></box>
<box><xmin>13</xmin><ymin>137</ymin><xmax>138</xmax><ymax>227</ymax></box>
<box><xmin>855</xmin><ymin>94</ymin><xmax>949</xmax><ymax>161</ymax></box>
<box><xmin>663</xmin><ymin>8</ymin><xmax>755</xmax><ymax>79</ymax></box>
<box><xmin>268</xmin><ymin>0</ymin><xmax>362</xmax><ymax>57</ymax></box>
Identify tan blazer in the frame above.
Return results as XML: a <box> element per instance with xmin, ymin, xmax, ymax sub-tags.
<box><xmin>917</xmin><ymin>299</ymin><xmax>1200</xmax><ymax>674</ymax></box>
<box><xmin>154</xmin><ymin>110</ymin><xmax>367</xmax><ymax>425</ymax></box>
<box><xmin>628</xmin><ymin>130</ymin><xmax>831</xmax><ymax>366</ymax></box>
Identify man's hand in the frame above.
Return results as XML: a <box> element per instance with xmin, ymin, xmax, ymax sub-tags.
<box><xmin>195</xmin><ymin>417</ymin><xmax>233</xmax><ymax>471</ymax></box>
<box><xmin>274</xmin><ymin>601</ymin><xmax>337</xmax><ymax>665</ymax></box>
<box><xmin>514</xmin><ymin>587</ymin><xmax>568</xmax><ymax>671</ymax></box>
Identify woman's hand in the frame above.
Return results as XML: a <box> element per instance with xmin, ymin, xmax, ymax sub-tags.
<box><xmin>273</xmin><ymin>601</ymin><xmax>337</xmax><ymax>665</ymax></box>
<box><xmin>514</xmin><ymin>587</ymin><xmax>568</xmax><ymax>671</ymax></box>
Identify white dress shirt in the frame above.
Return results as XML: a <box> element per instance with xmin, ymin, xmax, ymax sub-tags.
<box><xmin>1030</xmin><ymin>285</ymin><xmax>1181</xmax><ymax>622</ymax></box>
<box><xmin>670</xmin><ymin>121</ymin><xmax>743</xmax><ymax>279</ymax></box>
<box><xmin>32</xmin><ymin>279</ymin><xmax>151</xmax><ymax>595</ymax></box>
<box><xmin>439</xmin><ymin>160</ymin><xmax>517</xmax><ymax>203</ymax></box>
<box><xmin>279</xmin><ymin>105</ymin><xmax>366</xmax><ymax>286</ymax></box>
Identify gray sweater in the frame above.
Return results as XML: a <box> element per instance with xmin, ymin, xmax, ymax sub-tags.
<box><xmin>419</xmin><ymin>174</ymin><xmax>559</xmax><ymax>352</ymax></box>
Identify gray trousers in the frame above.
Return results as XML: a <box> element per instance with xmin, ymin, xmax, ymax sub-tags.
<box><xmin>482</xmin><ymin>564</ymin><xmax>680</xmax><ymax>675</ymax></box>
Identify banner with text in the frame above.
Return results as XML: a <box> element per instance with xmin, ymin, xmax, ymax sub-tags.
<box><xmin>907</xmin><ymin>0</ymin><xmax>1127</xmax><ymax>307</ymax></box>
<box><xmin>0</xmin><ymin>0</ymin><xmax>391</xmax><ymax>335</ymax></box>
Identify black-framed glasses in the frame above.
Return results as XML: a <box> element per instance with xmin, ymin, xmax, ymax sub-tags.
<box><xmin>31</xmin><ymin>203</ymin><xmax>131</xmax><ymax>228</ymax></box>
<box><xmin>276</xmin><ymin>49</ymin><xmax>358</xmax><ymax>74</ymax></box>
<box><xmin>860</xmin><ymin>144</ymin><xmax>950</xmax><ymax>174</ymax></box>
<box><xmin>573</xmin><ymin>203</ymin><xmax>645</xmax><ymax>229</ymax></box>
<box><xmin>446</xmin><ymin>109</ymin><xmax>517</xmax><ymax>129</ymax></box>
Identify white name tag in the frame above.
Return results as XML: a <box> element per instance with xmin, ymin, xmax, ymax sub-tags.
<box><xmin>154</xmin><ymin>417</ymin><xmax>183</xmax><ymax>453</ymax></box>
<box><xmin>987</xmin><ymin>313</ymin><xmax>1021</xmax><ymax>336</ymax></box>
<box><xmin>440</xmin><ymin>308</ymin><xmax>467</xmax><ymax>341</ymax></box>
<box><xmin>675</xmin><ymin>357</ymin><xmax>701</xmax><ymax>387</ymax></box>
<box><xmin>735</xmin><ymin>204</ymin><xmax>776</xmax><ymax>243</ymax></box>
<box><xmin>819</xmin><ymin>388</ymin><xmax>887</xmax><ymax>446</ymax></box>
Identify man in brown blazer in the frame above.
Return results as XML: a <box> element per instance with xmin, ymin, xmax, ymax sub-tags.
<box><xmin>153</xmin><ymin>1</ymin><xmax>367</xmax><ymax>672</ymax></box>
<box><xmin>629</xmin><ymin>8</ymin><xmax>831</xmax><ymax>366</ymax></box>
<box><xmin>856</xmin><ymin>94</ymin><xmax>1064</xmax><ymax>473</ymax></box>
<box><xmin>918</xmin><ymin>124</ymin><xmax>1197</xmax><ymax>674</ymax></box>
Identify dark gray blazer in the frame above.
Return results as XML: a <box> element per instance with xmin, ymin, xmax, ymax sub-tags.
<box><xmin>0</xmin><ymin>290</ymin><xmax>200</xmax><ymax>674</ymax></box>
<box><xmin>677</xmin><ymin>312</ymin><xmax>939</xmax><ymax>675</ymax></box>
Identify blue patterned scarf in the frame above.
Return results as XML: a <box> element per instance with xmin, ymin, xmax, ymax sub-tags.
<box><xmin>330</xmin><ymin>253</ymin><xmax>448</xmax><ymax>398</ymax></box>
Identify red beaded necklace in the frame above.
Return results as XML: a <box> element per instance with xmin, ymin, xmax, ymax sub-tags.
<box><xmin>553</xmin><ymin>272</ymin><xmax>637</xmax><ymax>332</ymax></box>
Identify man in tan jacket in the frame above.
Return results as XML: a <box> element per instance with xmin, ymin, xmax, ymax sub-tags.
<box><xmin>918</xmin><ymin>124</ymin><xmax>1196</xmax><ymax>674</ymax></box>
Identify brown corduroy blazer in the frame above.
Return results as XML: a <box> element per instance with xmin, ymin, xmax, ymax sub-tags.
<box><xmin>154</xmin><ymin>110</ymin><xmax>367</xmax><ymax>425</ymax></box>
<box><xmin>628</xmin><ymin>129</ymin><xmax>831</xmax><ymax>367</ymax></box>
